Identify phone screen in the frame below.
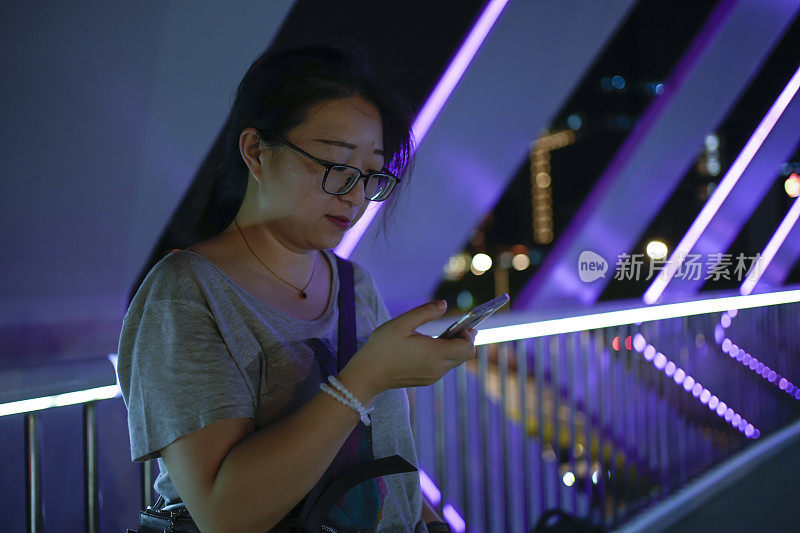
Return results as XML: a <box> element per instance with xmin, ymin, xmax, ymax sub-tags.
<box><xmin>437</xmin><ymin>293</ymin><xmax>510</xmax><ymax>339</ymax></box>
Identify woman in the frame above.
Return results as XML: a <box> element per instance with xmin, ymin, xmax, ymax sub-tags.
<box><xmin>117</xmin><ymin>45</ymin><xmax>477</xmax><ymax>532</ymax></box>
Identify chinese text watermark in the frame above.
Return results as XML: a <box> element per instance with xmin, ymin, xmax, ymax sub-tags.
<box><xmin>578</xmin><ymin>251</ymin><xmax>763</xmax><ymax>282</ymax></box>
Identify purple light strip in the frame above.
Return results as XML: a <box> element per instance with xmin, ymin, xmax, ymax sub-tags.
<box><xmin>644</xmin><ymin>62</ymin><xmax>800</xmax><ymax>304</ymax></box>
<box><xmin>740</xmin><ymin>194</ymin><xmax>800</xmax><ymax>295</ymax></box>
<box><xmin>418</xmin><ymin>468</ymin><xmax>441</xmax><ymax>506</ymax></box>
<box><xmin>632</xmin><ymin>332</ymin><xmax>760</xmax><ymax>438</ymax></box>
<box><xmin>419</xmin><ymin>468</ymin><xmax>465</xmax><ymax>532</ymax></box>
<box><xmin>713</xmin><ymin>310</ymin><xmax>800</xmax><ymax>400</ymax></box>
<box><xmin>334</xmin><ymin>0</ymin><xmax>510</xmax><ymax>258</ymax></box>
<box><xmin>411</xmin><ymin>0</ymin><xmax>509</xmax><ymax>144</ymax></box>
<box><xmin>518</xmin><ymin>0</ymin><xmax>737</xmax><ymax>306</ymax></box>
<box><xmin>442</xmin><ymin>503</ymin><xmax>466</xmax><ymax>533</ymax></box>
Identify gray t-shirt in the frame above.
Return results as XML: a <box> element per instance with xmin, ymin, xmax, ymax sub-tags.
<box><xmin>116</xmin><ymin>249</ymin><xmax>425</xmax><ymax>532</ymax></box>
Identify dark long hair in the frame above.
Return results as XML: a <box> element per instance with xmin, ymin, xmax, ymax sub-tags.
<box><xmin>129</xmin><ymin>44</ymin><xmax>415</xmax><ymax>304</ymax></box>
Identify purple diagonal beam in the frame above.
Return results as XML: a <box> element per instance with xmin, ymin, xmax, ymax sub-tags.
<box><xmin>334</xmin><ymin>0</ymin><xmax>511</xmax><ymax>259</ymax></box>
<box><xmin>741</xmin><ymin>193</ymin><xmax>800</xmax><ymax>295</ymax></box>
<box><xmin>753</xmin><ymin>197</ymin><xmax>800</xmax><ymax>290</ymax></box>
<box><xmin>649</xmin><ymin>62</ymin><xmax>800</xmax><ymax>302</ymax></box>
<box><xmin>516</xmin><ymin>0</ymin><xmax>800</xmax><ymax>311</ymax></box>
<box><xmin>348</xmin><ymin>0</ymin><xmax>637</xmax><ymax>316</ymax></box>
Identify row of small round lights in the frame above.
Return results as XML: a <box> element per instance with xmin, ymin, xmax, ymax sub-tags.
<box><xmin>632</xmin><ymin>332</ymin><xmax>760</xmax><ymax>438</ymax></box>
<box><xmin>445</xmin><ymin>248</ymin><xmax>535</xmax><ymax>280</ymax></box>
<box><xmin>714</xmin><ymin>310</ymin><xmax>800</xmax><ymax>400</ymax></box>
<box><xmin>701</xmin><ymin>134</ymin><xmax>721</xmax><ymax>176</ymax></box>
<box><xmin>530</xmin><ymin>130</ymin><xmax>575</xmax><ymax>245</ymax></box>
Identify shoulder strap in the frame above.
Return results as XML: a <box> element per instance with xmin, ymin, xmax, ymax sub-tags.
<box><xmin>334</xmin><ymin>254</ymin><xmax>357</xmax><ymax>372</ymax></box>
<box><xmin>271</xmin><ymin>255</ymin><xmax>419</xmax><ymax>532</ymax></box>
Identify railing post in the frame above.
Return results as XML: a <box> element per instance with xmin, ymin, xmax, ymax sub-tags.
<box><xmin>535</xmin><ymin>336</ymin><xmax>547</xmax><ymax>521</ymax></box>
<box><xmin>499</xmin><ymin>342</ymin><xmax>511</xmax><ymax>531</ymax></box>
<box><xmin>24</xmin><ymin>412</ymin><xmax>43</xmax><ymax>533</ymax></box>
<box><xmin>83</xmin><ymin>401</ymin><xmax>99</xmax><ymax>533</ymax></box>
<box><xmin>142</xmin><ymin>460</ymin><xmax>154</xmax><ymax>510</ymax></box>
<box><xmin>549</xmin><ymin>335</ymin><xmax>562</xmax><ymax>512</ymax></box>
<box><xmin>478</xmin><ymin>344</ymin><xmax>491</xmax><ymax>532</ymax></box>
<box><xmin>456</xmin><ymin>363</ymin><xmax>471</xmax><ymax>527</ymax></box>
<box><xmin>516</xmin><ymin>339</ymin><xmax>532</xmax><ymax>531</ymax></box>
<box><xmin>593</xmin><ymin>328</ymin><xmax>608</xmax><ymax>527</ymax></box>
<box><xmin>433</xmin><ymin>377</ymin><xmax>446</xmax><ymax>512</ymax></box>
<box><xmin>566</xmin><ymin>332</ymin><xmax>578</xmax><ymax>515</ymax></box>
<box><xmin>578</xmin><ymin>330</ymin><xmax>593</xmax><ymax>519</ymax></box>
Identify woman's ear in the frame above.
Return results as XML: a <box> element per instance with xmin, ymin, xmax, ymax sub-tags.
<box><xmin>239</xmin><ymin>127</ymin><xmax>266</xmax><ymax>183</ymax></box>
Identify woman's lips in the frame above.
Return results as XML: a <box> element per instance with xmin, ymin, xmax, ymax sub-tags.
<box><xmin>326</xmin><ymin>215</ymin><xmax>351</xmax><ymax>229</ymax></box>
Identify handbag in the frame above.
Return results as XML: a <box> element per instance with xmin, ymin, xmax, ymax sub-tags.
<box><xmin>133</xmin><ymin>254</ymin><xmax>417</xmax><ymax>533</ymax></box>
<box><xmin>135</xmin><ymin>496</ymin><xmax>200</xmax><ymax>533</ymax></box>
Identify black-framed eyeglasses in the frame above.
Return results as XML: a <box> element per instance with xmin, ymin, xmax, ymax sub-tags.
<box><xmin>259</xmin><ymin>132</ymin><xmax>400</xmax><ymax>202</ymax></box>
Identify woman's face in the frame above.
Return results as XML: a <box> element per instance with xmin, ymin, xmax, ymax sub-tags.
<box><xmin>248</xmin><ymin>95</ymin><xmax>385</xmax><ymax>252</ymax></box>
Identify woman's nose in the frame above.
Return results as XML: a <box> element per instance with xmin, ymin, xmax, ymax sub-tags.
<box><xmin>340</xmin><ymin>174</ymin><xmax>366</xmax><ymax>207</ymax></box>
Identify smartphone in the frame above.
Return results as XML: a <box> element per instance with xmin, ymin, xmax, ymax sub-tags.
<box><xmin>437</xmin><ymin>293</ymin><xmax>510</xmax><ymax>339</ymax></box>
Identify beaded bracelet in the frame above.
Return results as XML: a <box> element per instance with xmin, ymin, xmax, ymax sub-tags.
<box><xmin>320</xmin><ymin>383</ymin><xmax>372</xmax><ymax>426</ymax></box>
<box><xmin>319</xmin><ymin>380</ymin><xmax>374</xmax><ymax>426</ymax></box>
<box><xmin>328</xmin><ymin>375</ymin><xmax>374</xmax><ymax>418</ymax></box>
<box><xmin>319</xmin><ymin>383</ymin><xmax>351</xmax><ymax>409</ymax></box>
<box><xmin>329</xmin><ymin>376</ymin><xmax>369</xmax><ymax>408</ymax></box>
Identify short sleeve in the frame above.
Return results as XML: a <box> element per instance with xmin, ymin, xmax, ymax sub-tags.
<box><xmin>116</xmin><ymin>298</ymin><xmax>255</xmax><ymax>462</ymax></box>
<box><xmin>371</xmin><ymin>279</ymin><xmax>393</xmax><ymax>326</ymax></box>
<box><xmin>351</xmin><ymin>261</ymin><xmax>393</xmax><ymax>327</ymax></box>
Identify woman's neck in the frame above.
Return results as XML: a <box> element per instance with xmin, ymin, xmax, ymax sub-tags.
<box><xmin>225</xmin><ymin>217</ymin><xmax>319</xmax><ymax>282</ymax></box>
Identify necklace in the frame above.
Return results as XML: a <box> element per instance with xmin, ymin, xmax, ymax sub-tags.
<box><xmin>233</xmin><ymin>218</ymin><xmax>317</xmax><ymax>300</ymax></box>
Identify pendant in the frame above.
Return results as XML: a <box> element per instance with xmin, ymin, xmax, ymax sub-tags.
<box><xmin>299</xmin><ymin>291</ymin><xmax>308</xmax><ymax>300</ymax></box>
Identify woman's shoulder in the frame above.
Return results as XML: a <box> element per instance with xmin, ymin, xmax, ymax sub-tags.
<box><xmin>131</xmin><ymin>249</ymin><xmax>216</xmax><ymax>307</ymax></box>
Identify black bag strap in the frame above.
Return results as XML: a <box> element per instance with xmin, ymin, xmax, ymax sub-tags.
<box><xmin>302</xmin><ymin>455</ymin><xmax>418</xmax><ymax>531</ymax></box>
<box><xmin>335</xmin><ymin>253</ymin><xmax>357</xmax><ymax>372</ymax></box>
<box><xmin>273</xmin><ymin>254</ymin><xmax>418</xmax><ymax>532</ymax></box>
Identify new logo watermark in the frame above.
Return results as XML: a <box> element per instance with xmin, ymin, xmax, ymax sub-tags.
<box><xmin>578</xmin><ymin>251</ymin><xmax>608</xmax><ymax>282</ymax></box>
<box><xmin>577</xmin><ymin>251</ymin><xmax>763</xmax><ymax>282</ymax></box>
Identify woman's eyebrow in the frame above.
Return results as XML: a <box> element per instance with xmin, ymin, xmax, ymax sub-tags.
<box><xmin>312</xmin><ymin>138</ymin><xmax>384</xmax><ymax>156</ymax></box>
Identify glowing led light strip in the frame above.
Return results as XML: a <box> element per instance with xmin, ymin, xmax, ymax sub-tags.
<box><xmin>473</xmin><ymin>288</ymin><xmax>800</xmax><ymax>345</ymax></box>
<box><xmin>633</xmin><ymin>333</ymin><xmax>759</xmax><ymax>438</ymax></box>
<box><xmin>419</xmin><ymin>468</ymin><xmax>465</xmax><ymax>532</ymax></box>
<box><xmin>0</xmin><ymin>385</ymin><xmax>120</xmax><ymax>418</ymax></box>
<box><xmin>713</xmin><ymin>310</ymin><xmax>800</xmax><ymax>400</ymax></box>
<box><xmin>443</xmin><ymin>503</ymin><xmax>466</xmax><ymax>533</ymax></box>
<box><xmin>419</xmin><ymin>469</ymin><xmax>441</xmax><ymax>506</ymax></box>
<box><xmin>334</xmin><ymin>0</ymin><xmax>511</xmax><ymax>258</ymax></box>
<box><xmin>5</xmin><ymin>289</ymin><xmax>798</xmax><ymax>417</ymax></box>
<box><xmin>0</xmin><ymin>353</ymin><xmax>122</xmax><ymax>418</ymax></box>
<box><xmin>644</xmin><ymin>62</ymin><xmax>800</xmax><ymax>304</ymax></box>
<box><xmin>740</xmin><ymin>194</ymin><xmax>800</xmax><ymax>295</ymax></box>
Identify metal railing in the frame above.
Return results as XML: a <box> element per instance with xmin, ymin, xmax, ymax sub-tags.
<box><xmin>411</xmin><ymin>288</ymin><xmax>800</xmax><ymax>532</ymax></box>
<box><xmin>0</xmin><ymin>357</ymin><xmax>147</xmax><ymax>532</ymax></box>
<box><xmin>3</xmin><ymin>288</ymin><xmax>800</xmax><ymax>532</ymax></box>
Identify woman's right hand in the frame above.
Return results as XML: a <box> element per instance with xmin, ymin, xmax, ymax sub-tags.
<box><xmin>350</xmin><ymin>300</ymin><xmax>478</xmax><ymax>395</ymax></box>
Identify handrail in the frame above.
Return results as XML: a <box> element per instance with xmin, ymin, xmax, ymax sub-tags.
<box><xmin>2</xmin><ymin>285</ymin><xmax>799</xmax><ymax>531</ymax></box>
<box><xmin>2</xmin><ymin>286</ymin><xmax>798</xmax><ymax>413</ymax></box>
<box><xmin>411</xmin><ymin>287</ymin><xmax>800</xmax><ymax>531</ymax></box>
<box><xmin>418</xmin><ymin>285</ymin><xmax>800</xmax><ymax>342</ymax></box>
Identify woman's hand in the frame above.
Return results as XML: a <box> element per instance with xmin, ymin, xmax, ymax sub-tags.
<box><xmin>350</xmin><ymin>300</ymin><xmax>477</xmax><ymax>395</ymax></box>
